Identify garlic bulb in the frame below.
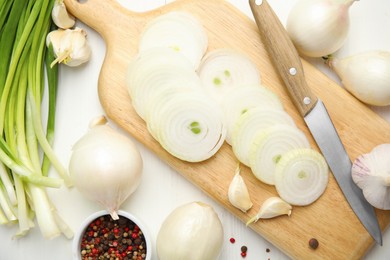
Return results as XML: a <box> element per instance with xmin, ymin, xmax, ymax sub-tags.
<box><xmin>69</xmin><ymin>116</ymin><xmax>143</xmax><ymax>219</ymax></box>
<box><xmin>286</xmin><ymin>0</ymin><xmax>358</xmax><ymax>57</ymax></box>
<box><xmin>351</xmin><ymin>144</ymin><xmax>390</xmax><ymax>210</ymax></box>
<box><xmin>51</xmin><ymin>0</ymin><xmax>75</xmax><ymax>29</ymax></box>
<box><xmin>46</xmin><ymin>27</ymin><xmax>91</xmax><ymax>67</ymax></box>
<box><xmin>157</xmin><ymin>202</ymin><xmax>224</xmax><ymax>260</ymax></box>
<box><xmin>228</xmin><ymin>164</ymin><xmax>253</xmax><ymax>212</ymax></box>
<box><xmin>327</xmin><ymin>51</ymin><xmax>390</xmax><ymax>106</ymax></box>
<box><xmin>246</xmin><ymin>197</ymin><xmax>292</xmax><ymax>225</ymax></box>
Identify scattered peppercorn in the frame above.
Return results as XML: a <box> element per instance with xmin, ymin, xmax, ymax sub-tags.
<box><xmin>309</xmin><ymin>238</ymin><xmax>319</xmax><ymax>249</ymax></box>
<box><xmin>266</xmin><ymin>248</ymin><xmax>270</xmax><ymax>253</ymax></box>
<box><xmin>229</xmin><ymin>237</ymin><xmax>236</xmax><ymax>243</ymax></box>
<box><xmin>240</xmin><ymin>245</ymin><xmax>248</xmax><ymax>258</ymax></box>
<box><xmin>79</xmin><ymin>214</ymin><xmax>147</xmax><ymax>260</ymax></box>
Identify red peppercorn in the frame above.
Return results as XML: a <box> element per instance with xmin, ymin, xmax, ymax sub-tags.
<box><xmin>241</xmin><ymin>252</ymin><xmax>247</xmax><ymax>258</ymax></box>
<box><xmin>80</xmin><ymin>214</ymin><xmax>147</xmax><ymax>259</ymax></box>
<box><xmin>91</xmin><ymin>248</ymin><xmax>98</xmax><ymax>255</ymax></box>
<box><xmin>229</xmin><ymin>237</ymin><xmax>236</xmax><ymax>243</ymax></box>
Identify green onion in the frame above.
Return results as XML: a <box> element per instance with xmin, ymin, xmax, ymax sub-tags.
<box><xmin>42</xmin><ymin>40</ymin><xmax>58</xmax><ymax>176</ymax></box>
<box><xmin>0</xmin><ymin>0</ymin><xmax>73</xmax><ymax>239</ymax></box>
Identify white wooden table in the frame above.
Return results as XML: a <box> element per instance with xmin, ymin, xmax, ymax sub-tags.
<box><xmin>1</xmin><ymin>0</ymin><xmax>389</xmax><ymax>259</ymax></box>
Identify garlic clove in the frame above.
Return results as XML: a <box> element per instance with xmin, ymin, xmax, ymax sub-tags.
<box><xmin>328</xmin><ymin>51</ymin><xmax>390</xmax><ymax>106</ymax></box>
<box><xmin>246</xmin><ymin>197</ymin><xmax>292</xmax><ymax>225</ymax></box>
<box><xmin>228</xmin><ymin>164</ymin><xmax>253</xmax><ymax>212</ymax></box>
<box><xmin>65</xmin><ymin>28</ymin><xmax>92</xmax><ymax>67</ymax></box>
<box><xmin>46</xmin><ymin>29</ymin><xmax>65</xmax><ymax>49</ymax></box>
<box><xmin>47</xmin><ymin>27</ymin><xmax>92</xmax><ymax>68</ymax></box>
<box><xmin>60</xmin><ymin>27</ymin><xmax>91</xmax><ymax>67</ymax></box>
<box><xmin>51</xmin><ymin>0</ymin><xmax>75</xmax><ymax>29</ymax></box>
<box><xmin>351</xmin><ymin>144</ymin><xmax>390</xmax><ymax>210</ymax></box>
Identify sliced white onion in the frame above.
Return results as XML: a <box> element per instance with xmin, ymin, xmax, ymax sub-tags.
<box><xmin>249</xmin><ymin>124</ymin><xmax>310</xmax><ymax>185</ymax></box>
<box><xmin>146</xmin><ymin>87</ymin><xmax>202</xmax><ymax>141</ymax></box>
<box><xmin>232</xmin><ymin>107</ymin><xmax>296</xmax><ymax>166</ymax></box>
<box><xmin>127</xmin><ymin>47</ymin><xmax>194</xmax><ymax>98</ymax></box>
<box><xmin>132</xmin><ymin>67</ymin><xmax>201</xmax><ymax>120</ymax></box>
<box><xmin>274</xmin><ymin>148</ymin><xmax>329</xmax><ymax>206</ymax></box>
<box><xmin>139</xmin><ymin>12</ymin><xmax>208</xmax><ymax>68</ymax></box>
<box><xmin>147</xmin><ymin>91</ymin><xmax>226</xmax><ymax>162</ymax></box>
<box><xmin>220</xmin><ymin>84</ymin><xmax>283</xmax><ymax>145</ymax></box>
<box><xmin>197</xmin><ymin>48</ymin><xmax>261</xmax><ymax>102</ymax></box>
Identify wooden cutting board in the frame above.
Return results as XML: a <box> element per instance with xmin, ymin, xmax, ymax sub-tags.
<box><xmin>64</xmin><ymin>0</ymin><xmax>390</xmax><ymax>258</ymax></box>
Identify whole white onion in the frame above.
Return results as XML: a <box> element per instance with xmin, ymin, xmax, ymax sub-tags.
<box><xmin>69</xmin><ymin>116</ymin><xmax>143</xmax><ymax>219</ymax></box>
<box><xmin>327</xmin><ymin>51</ymin><xmax>390</xmax><ymax>106</ymax></box>
<box><xmin>286</xmin><ymin>0</ymin><xmax>358</xmax><ymax>57</ymax></box>
<box><xmin>156</xmin><ymin>201</ymin><xmax>224</xmax><ymax>260</ymax></box>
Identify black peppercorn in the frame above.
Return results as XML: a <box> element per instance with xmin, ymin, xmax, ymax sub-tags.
<box><xmin>80</xmin><ymin>214</ymin><xmax>147</xmax><ymax>259</ymax></box>
<box><xmin>309</xmin><ymin>238</ymin><xmax>319</xmax><ymax>249</ymax></box>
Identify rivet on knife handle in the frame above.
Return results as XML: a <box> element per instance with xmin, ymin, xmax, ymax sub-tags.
<box><xmin>249</xmin><ymin>0</ymin><xmax>317</xmax><ymax>117</ymax></box>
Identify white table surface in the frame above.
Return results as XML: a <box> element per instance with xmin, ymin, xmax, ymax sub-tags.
<box><xmin>1</xmin><ymin>0</ymin><xmax>389</xmax><ymax>259</ymax></box>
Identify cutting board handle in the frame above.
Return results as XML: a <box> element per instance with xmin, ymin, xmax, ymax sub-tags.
<box><xmin>63</xmin><ymin>0</ymin><xmax>142</xmax><ymax>40</ymax></box>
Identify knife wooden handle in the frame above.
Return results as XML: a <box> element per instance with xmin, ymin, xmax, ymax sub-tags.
<box><xmin>249</xmin><ymin>0</ymin><xmax>317</xmax><ymax>117</ymax></box>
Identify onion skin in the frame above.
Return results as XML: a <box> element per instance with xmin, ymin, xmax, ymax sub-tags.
<box><xmin>156</xmin><ymin>202</ymin><xmax>224</xmax><ymax>260</ymax></box>
<box><xmin>69</xmin><ymin>117</ymin><xmax>143</xmax><ymax>219</ymax></box>
<box><xmin>286</xmin><ymin>0</ymin><xmax>356</xmax><ymax>57</ymax></box>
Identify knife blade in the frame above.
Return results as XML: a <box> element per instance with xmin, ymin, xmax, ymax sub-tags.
<box><xmin>249</xmin><ymin>0</ymin><xmax>382</xmax><ymax>245</ymax></box>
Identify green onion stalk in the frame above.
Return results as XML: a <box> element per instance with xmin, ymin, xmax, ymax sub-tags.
<box><xmin>0</xmin><ymin>0</ymin><xmax>73</xmax><ymax>239</ymax></box>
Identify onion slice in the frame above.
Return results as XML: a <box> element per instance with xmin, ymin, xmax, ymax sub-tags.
<box><xmin>274</xmin><ymin>148</ymin><xmax>329</xmax><ymax>206</ymax></box>
<box><xmin>220</xmin><ymin>84</ymin><xmax>283</xmax><ymax>145</ymax></box>
<box><xmin>139</xmin><ymin>12</ymin><xmax>208</xmax><ymax>68</ymax></box>
<box><xmin>197</xmin><ymin>49</ymin><xmax>261</xmax><ymax>102</ymax></box>
<box><xmin>232</xmin><ymin>107</ymin><xmax>296</xmax><ymax>166</ymax></box>
<box><xmin>127</xmin><ymin>47</ymin><xmax>194</xmax><ymax>97</ymax></box>
<box><xmin>147</xmin><ymin>91</ymin><xmax>226</xmax><ymax>162</ymax></box>
<box><xmin>249</xmin><ymin>124</ymin><xmax>310</xmax><ymax>185</ymax></box>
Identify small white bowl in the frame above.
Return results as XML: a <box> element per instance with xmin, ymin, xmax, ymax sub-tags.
<box><xmin>72</xmin><ymin>210</ymin><xmax>152</xmax><ymax>260</ymax></box>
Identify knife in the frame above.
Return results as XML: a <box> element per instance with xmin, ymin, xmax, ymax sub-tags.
<box><xmin>249</xmin><ymin>0</ymin><xmax>382</xmax><ymax>245</ymax></box>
